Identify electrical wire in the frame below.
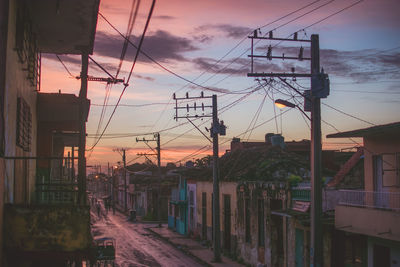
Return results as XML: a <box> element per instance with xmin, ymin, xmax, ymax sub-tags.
<box><xmin>88</xmin><ymin>0</ymin><xmax>156</xmax><ymax>151</ymax></box>
<box><xmin>55</xmin><ymin>55</ymin><xmax>75</xmax><ymax>78</ymax></box>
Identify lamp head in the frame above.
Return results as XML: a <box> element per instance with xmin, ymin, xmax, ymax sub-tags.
<box><xmin>275</xmin><ymin>99</ymin><xmax>296</xmax><ymax>109</ymax></box>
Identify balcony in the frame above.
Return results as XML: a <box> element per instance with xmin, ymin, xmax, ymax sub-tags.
<box><xmin>4</xmin><ymin>157</ymin><xmax>92</xmax><ymax>259</ymax></box>
<box><xmin>338</xmin><ymin>190</ymin><xmax>400</xmax><ymax>211</ymax></box>
<box><xmin>335</xmin><ymin>190</ymin><xmax>400</xmax><ymax>242</ymax></box>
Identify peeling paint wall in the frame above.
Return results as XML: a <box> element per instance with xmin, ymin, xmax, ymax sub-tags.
<box><xmin>4</xmin><ymin>204</ymin><xmax>91</xmax><ymax>252</ymax></box>
<box><xmin>4</xmin><ymin>0</ymin><xmax>37</xmax><ymax>204</ymax></box>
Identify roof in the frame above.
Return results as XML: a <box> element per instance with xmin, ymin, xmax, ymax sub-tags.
<box><xmin>326</xmin><ymin>121</ymin><xmax>400</xmax><ymax>138</ymax></box>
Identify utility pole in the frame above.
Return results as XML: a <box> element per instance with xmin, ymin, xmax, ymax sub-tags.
<box><xmin>78</xmin><ymin>52</ymin><xmax>88</xmax><ymax>205</ymax></box>
<box><xmin>247</xmin><ymin>31</ymin><xmax>329</xmax><ymax>267</ymax></box>
<box><xmin>114</xmin><ymin>148</ymin><xmax>129</xmax><ymax>212</ymax></box>
<box><xmin>173</xmin><ymin>92</ymin><xmax>226</xmax><ymax>262</ymax></box>
<box><xmin>136</xmin><ymin>133</ymin><xmax>162</xmax><ymax>227</ymax></box>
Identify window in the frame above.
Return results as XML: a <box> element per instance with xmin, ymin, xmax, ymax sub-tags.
<box><xmin>382</xmin><ymin>153</ymin><xmax>400</xmax><ymax>187</ymax></box>
<box><xmin>16</xmin><ymin>97</ymin><xmax>31</xmax><ymax>151</ymax></box>
<box><xmin>15</xmin><ymin>4</ymin><xmax>41</xmax><ymax>90</ymax></box>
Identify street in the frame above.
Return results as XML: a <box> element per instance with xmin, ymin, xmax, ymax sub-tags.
<box><xmin>91</xmin><ymin>208</ymin><xmax>204</xmax><ymax>267</ymax></box>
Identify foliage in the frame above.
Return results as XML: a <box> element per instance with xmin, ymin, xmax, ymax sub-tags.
<box><xmin>288</xmin><ymin>174</ymin><xmax>303</xmax><ymax>187</ymax></box>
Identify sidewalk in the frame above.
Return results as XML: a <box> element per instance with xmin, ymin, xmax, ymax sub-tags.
<box><xmin>147</xmin><ymin>226</ymin><xmax>244</xmax><ymax>267</ymax></box>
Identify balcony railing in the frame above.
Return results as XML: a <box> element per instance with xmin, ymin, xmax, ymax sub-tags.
<box><xmin>291</xmin><ymin>189</ymin><xmax>311</xmax><ymax>201</ymax></box>
<box><xmin>338</xmin><ymin>190</ymin><xmax>400</xmax><ymax>211</ymax></box>
<box><xmin>5</xmin><ymin>156</ymin><xmax>81</xmax><ymax>205</ymax></box>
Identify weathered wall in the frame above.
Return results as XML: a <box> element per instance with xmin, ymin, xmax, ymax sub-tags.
<box><xmin>364</xmin><ymin>133</ymin><xmax>400</xmax><ymax>193</ymax></box>
<box><xmin>4</xmin><ymin>204</ymin><xmax>91</xmax><ymax>252</ymax></box>
<box><xmin>236</xmin><ymin>182</ymin><xmax>289</xmax><ymax>267</ymax></box>
<box><xmin>4</xmin><ymin>0</ymin><xmax>37</xmax><ymax>204</ymax></box>
<box><xmin>195</xmin><ymin>181</ymin><xmax>238</xmax><ymax>252</ymax></box>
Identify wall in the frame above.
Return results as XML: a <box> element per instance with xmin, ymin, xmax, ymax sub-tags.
<box><xmin>364</xmin><ymin>133</ymin><xmax>400</xmax><ymax>193</ymax></box>
<box><xmin>4</xmin><ymin>204</ymin><xmax>91</xmax><ymax>251</ymax></box>
<box><xmin>187</xmin><ymin>182</ymin><xmax>197</xmax><ymax>235</ymax></box>
<box><xmin>195</xmin><ymin>181</ymin><xmax>238</xmax><ymax>252</ymax></box>
<box><xmin>336</xmin><ymin>205</ymin><xmax>400</xmax><ymax>242</ymax></box>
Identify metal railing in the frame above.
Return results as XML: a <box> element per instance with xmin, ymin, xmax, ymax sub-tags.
<box><xmin>4</xmin><ymin>156</ymin><xmax>80</xmax><ymax>204</ymax></box>
<box><xmin>35</xmin><ymin>182</ymin><xmax>78</xmax><ymax>204</ymax></box>
<box><xmin>338</xmin><ymin>190</ymin><xmax>400</xmax><ymax>211</ymax></box>
<box><xmin>291</xmin><ymin>189</ymin><xmax>311</xmax><ymax>201</ymax></box>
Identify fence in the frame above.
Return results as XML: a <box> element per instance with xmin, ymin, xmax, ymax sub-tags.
<box><xmin>338</xmin><ymin>190</ymin><xmax>400</xmax><ymax>211</ymax></box>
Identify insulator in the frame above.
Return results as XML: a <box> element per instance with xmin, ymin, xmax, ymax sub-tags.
<box><xmin>194</xmin><ymin>102</ymin><xmax>197</xmax><ymax>110</ymax></box>
<box><xmin>298</xmin><ymin>46</ymin><xmax>304</xmax><ymax>61</ymax></box>
<box><xmin>201</xmin><ymin>91</ymin><xmax>204</xmax><ymax>98</ymax></box>
<box><xmin>186</xmin><ymin>92</ymin><xmax>189</xmax><ymax>98</ymax></box>
<box><xmin>293</xmin><ymin>32</ymin><xmax>298</xmax><ymax>40</ymax></box>
<box><xmin>291</xmin><ymin>67</ymin><xmax>295</xmax><ymax>73</ymax></box>
<box><xmin>202</xmin><ymin>103</ymin><xmax>204</xmax><ymax>111</ymax></box>
<box><xmin>269</xmin><ymin>31</ymin><xmax>273</xmax><ymax>39</ymax></box>
<box><xmin>253</xmin><ymin>29</ymin><xmax>258</xmax><ymax>38</ymax></box>
<box><xmin>172</xmin><ymin>93</ymin><xmax>176</xmax><ymax>100</ymax></box>
<box><xmin>186</xmin><ymin>104</ymin><xmax>189</xmax><ymax>112</ymax></box>
<box><xmin>267</xmin><ymin>45</ymin><xmax>272</xmax><ymax>60</ymax></box>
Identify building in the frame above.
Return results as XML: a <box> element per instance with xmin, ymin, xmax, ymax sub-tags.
<box><xmin>328</xmin><ymin>121</ymin><xmax>400</xmax><ymax>267</ymax></box>
<box><xmin>0</xmin><ymin>0</ymin><xmax>99</xmax><ymax>265</ymax></box>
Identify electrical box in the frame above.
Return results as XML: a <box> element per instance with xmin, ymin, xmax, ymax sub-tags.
<box><xmin>311</xmin><ymin>73</ymin><xmax>330</xmax><ymax>98</ymax></box>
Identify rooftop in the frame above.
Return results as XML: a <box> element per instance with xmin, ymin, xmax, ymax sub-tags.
<box><xmin>327</xmin><ymin>121</ymin><xmax>400</xmax><ymax>138</ymax></box>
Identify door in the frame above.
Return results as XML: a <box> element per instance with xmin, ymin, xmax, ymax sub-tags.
<box><xmin>295</xmin><ymin>229</ymin><xmax>304</xmax><ymax>267</ymax></box>
<box><xmin>373</xmin><ymin>155</ymin><xmax>389</xmax><ymax>208</ymax></box>
<box><xmin>202</xmin><ymin>192</ymin><xmax>207</xmax><ymax>240</ymax></box>
<box><xmin>223</xmin><ymin>194</ymin><xmax>231</xmax><ymax>251</ymax></box>
<box><xmin>373</xmin><ymin>244</ymin><xmax>390</xmax><ymax>267</ymax></box>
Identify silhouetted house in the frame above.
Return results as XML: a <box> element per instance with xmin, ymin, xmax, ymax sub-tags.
<box><xmin>327</xmin><ymin>121</ymin><xmax>400</xmax><ymax>267</ymax></box>
<box><xmin>0</xmin><ymin>0</ymin><xmax>100</xmax><ymax>266</ymax></box>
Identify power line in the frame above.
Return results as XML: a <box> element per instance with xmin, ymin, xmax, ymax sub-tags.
<box><xmin>300</xmin><ymin>0</ymin><xmax>364</xmax><ymax>31</ymax></box>
<box><xmin>322</xmin><ymin>102</ymin><xmax>376</xmax><ymax>126</ymax></box>
<box><xmin>183</xmin><ymin>0</ymin><xmax>327</xmax><ymax>92</ymax></box>
<box><xmin>88</xmin><ymin>0</ymin><xmax>156</xmax><ymax>151</ymax></box>
<box><xmin>55</xmin><ymin>54</ymin><xmax>75</xmax><ymax>78</ymax></box>
<box><xmin>91</xmin><ymin>102</ymin><xmax>171</xmax><ymax>107</ymax></box>
<box><xmin>98</xmin><ymin>12</ymin><xmax>230</xmax><ymax>94</ymax></box>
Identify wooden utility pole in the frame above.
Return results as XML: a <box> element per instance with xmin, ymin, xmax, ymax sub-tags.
<box><xmin>173</xmin><ymin>93</ymin><xmax>226</xmax><ymax>262</ymax></box>
<box><xmin>310</xmin><ymin>34</ymin><xmax>323</xmax><ymax>267</ymax></box>
<box><xmin>136</xmin><ymin>133</ymin><xmax>162</xmax><ymax>226</ymax></box>
<box><xmin>78</xmin><ymin>52</ymin><xmax>88</xmax><ymax>205</ymax></box>
<box><xmin>114</xmin><ymin>148</ymin><xmax>129</xmax><ymax>212</ymax></box>
<box><xmin>247</xmin><ymin>31</ymin><xmax>329</xmax><ymax>267</ymax></box>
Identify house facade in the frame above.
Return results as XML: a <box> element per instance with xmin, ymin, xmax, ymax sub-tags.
<box><xmin>328</xmin><ymin>122</ymin><xmax>400</xmax><ymax>267</ymax></box>
<box><xmin>0</xmin><ymin>0</ymin><xmax>99</xmax><ymax>265</ymax></box>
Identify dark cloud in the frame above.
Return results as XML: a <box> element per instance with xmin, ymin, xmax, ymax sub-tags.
<box><xmin>196</xmin><ymin>24</ymin><xmax>252</xmax><ymax>39</ymax></box>
<box><xmin>93</xmin><ymin>30</ymin><xmax>198</xmax><ymax>63</ymax></box>
<box><xmin>193</xmin><ymin>34</ymin><xmax>214</xmax><ymax>44</ymax></box>
<box><xmin>153</xmin><ymin>15</ymin><xmax>175</xmax><ymax>20</ymax></box>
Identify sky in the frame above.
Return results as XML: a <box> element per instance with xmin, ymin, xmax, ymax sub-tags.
<box><xmin>40</xmin><ymin>0</ymin><xmax>400</xmax><ymax>170</ymax></box>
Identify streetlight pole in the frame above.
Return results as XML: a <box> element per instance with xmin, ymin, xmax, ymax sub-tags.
<box><xmin>310</xmin><ymin>34</ymin><xmax>323</xmax><ymax>267</ymax></box>
<box><xmin>248</xmin><ymin>32</ymin><xmax>328</xmax><ymax>267</ymax></box>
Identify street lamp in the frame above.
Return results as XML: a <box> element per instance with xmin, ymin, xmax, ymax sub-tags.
<box><xmin>274</xmin><ymin>99</ymin><xmax>311</xmax><ymax>121</ymax></box>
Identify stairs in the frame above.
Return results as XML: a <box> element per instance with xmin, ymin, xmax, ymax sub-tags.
<box><xmin>328</xmin><ymin>147</ymin><xmax>364</xmax><ymax>187</ymax></box>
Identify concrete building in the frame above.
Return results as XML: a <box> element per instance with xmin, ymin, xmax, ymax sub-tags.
<box><xmin>0</xmin><ymin>0</ymin><xmax>99</xmax><ymax>265</ymax></box>
<box><xmin>328</xmin><ymin>121</ymin><xmax>400</xmax><ymax>267</ymax></box>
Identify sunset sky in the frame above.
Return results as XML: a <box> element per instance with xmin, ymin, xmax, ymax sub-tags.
<box><xmin>40</xmin><ymin>0</ymin><xmax>400</xmax><ymax>169</ymax></box>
